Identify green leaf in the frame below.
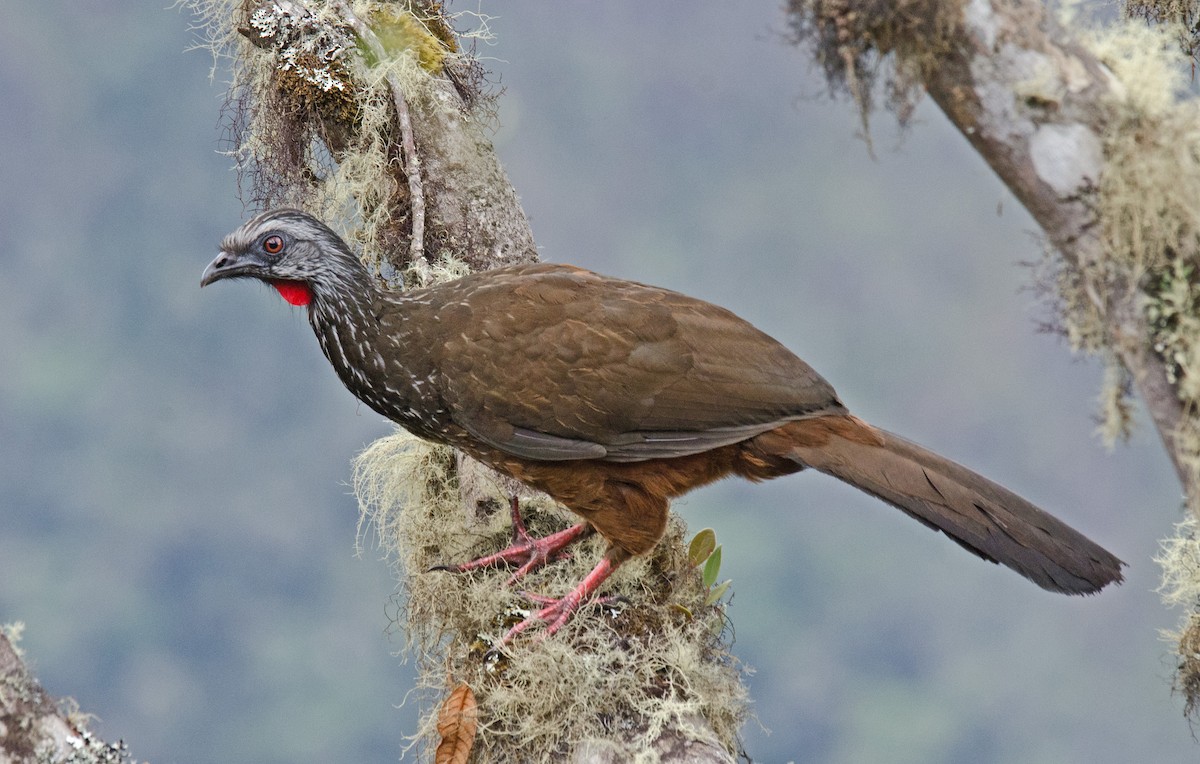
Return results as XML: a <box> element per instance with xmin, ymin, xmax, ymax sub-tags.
<box><xmin>688</xmin><ymin>528</ymin><xmax>717</xmax><ymax>567</ymax></box>
<box><xmin>704</xmin><ymin>579</ymin><xmax>732</xmax><ymax>607</ymax></box>
<box><xmin>702</xmin><ymin>545</ymin><xmax>722</xmax><ymax>588</ymax></box>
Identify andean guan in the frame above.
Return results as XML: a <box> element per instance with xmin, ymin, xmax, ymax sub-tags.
<box><xmin>202</xmin><ymin>208</ymin><xmax>1124</xmax><ymax>643</ymax></box>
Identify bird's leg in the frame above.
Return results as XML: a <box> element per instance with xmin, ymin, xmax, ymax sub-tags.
<box><xmin>432</xmin><ymin>495</ymin><xmax>593</xmax><ymax>586</ymax></box>
<box><xmin>499</xmin><ymin>555</ymin><xmax>620</xmax><ymax>646</ymax></box>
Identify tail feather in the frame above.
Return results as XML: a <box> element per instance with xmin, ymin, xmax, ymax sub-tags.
<box><xmin>781</xmin><ymin>418</ymin><xmax>1124</xmax><ymax>594</ymax></box>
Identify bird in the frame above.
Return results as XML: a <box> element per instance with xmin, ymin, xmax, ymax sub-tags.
<box><xmin>201</xmin><ymin>208</ymin><xmax>1124</xmax><ymax>643</ymax></box>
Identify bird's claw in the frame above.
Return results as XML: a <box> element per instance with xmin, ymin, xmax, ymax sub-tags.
<box><xmin>494</xmin><ymin>556</ymin><xmax>622</xmax><ymax>646</ymax></box>
<box><xmin>498</xmin><ymin>591</ymin><xmax>584</xmax><ymax>646</ymax></box>
<box><xmin>430</xmin><ymin>495</ymin><xmax>592</xmax><ymax>585</ymax></box>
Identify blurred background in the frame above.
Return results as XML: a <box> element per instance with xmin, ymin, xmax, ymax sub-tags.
<box><xmin>0</xmin><ymin>2</ymin><xmax>1191</xmax><ymax>762</ymax></box>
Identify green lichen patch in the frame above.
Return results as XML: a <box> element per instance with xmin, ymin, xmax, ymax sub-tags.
<box><xmin>369</xmin><ymin>3</ymin><xmax>455</xmax><ymax>72</ymax></box>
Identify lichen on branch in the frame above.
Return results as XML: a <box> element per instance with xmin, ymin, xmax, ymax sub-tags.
<box><xmin>186</xmin><ymin>0</ymin><xmax>522</xmax><ymax>277</ymax></box>
<box><xmin>353</xmin><ymin>432</ymin><xmax>749</xmax><ymax>763</ymax></box>
<box><xmin>786</xmin><ymin>0</ymin><xmax>961</xmax><ymax>133</ymax></box>
<box><xmin>787</xmin><ymin>0</ymin><xmax>1200</xmax><ymax>725</ymax></box>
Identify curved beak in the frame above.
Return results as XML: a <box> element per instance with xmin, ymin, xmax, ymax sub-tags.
<box><xmin>200</xmin><ymin>250</ymin><xmax>268</xmax><ymax>288</ymax></box>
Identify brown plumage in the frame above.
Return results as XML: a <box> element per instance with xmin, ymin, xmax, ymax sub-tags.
<box><xmin>202</xmin><ymin>209</ymin><xmax>1124</xmax><ymax>641</ymax></box>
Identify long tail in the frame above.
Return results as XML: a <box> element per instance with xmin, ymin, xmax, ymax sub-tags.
<box><xmin>775</xmin><ymin>415</ymin><xmax>1124</xmax><ymax>594</ymax></box>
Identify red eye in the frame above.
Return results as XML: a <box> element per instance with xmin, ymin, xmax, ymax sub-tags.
<box><xmin>263</xmin><ymin>235</ymin><xmax>284</xmax><ymax>254</ymax></box>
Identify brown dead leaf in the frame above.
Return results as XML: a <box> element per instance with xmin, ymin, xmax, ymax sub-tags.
<box><xmin>435</xmin><ymin>683</ymin><xmax>478</xmax><ymax>764</ymax></box>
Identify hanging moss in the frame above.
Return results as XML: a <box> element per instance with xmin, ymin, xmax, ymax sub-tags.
<box><xmin>1078</xmin><ymin>18</ymin><xmax>1200</xmax><ymax>722</ymax></box>
<box><xmin>1124</xmin><ymin>0</ymin><xmax>1200</xmax><ymax>63</ymax></box>
<box><xmin>785</xmin><ymin>0</ymin><xmax>962</xmax><ymax>136</ymax></box>
<box><xmin>1157</xmin><ymin>519</ymin><xmax>1200</xmax><ymax>718</ymax></box>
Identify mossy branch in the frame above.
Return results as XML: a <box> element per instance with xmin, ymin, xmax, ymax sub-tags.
<box><xmin>788</xmin><ymin>0</ymin><xmax>1200</xmax><ymax>725</ymax></box>
<box><xmin>191</xmin><ymin>1</ymin><xmax>750</xmax><ymax>760</ymax></box>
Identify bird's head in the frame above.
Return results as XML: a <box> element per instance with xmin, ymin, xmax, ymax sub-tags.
<box><xmin>201</xmin><ymin>208</ymin><xmax>364</xmax><ymax>306</ymax></box>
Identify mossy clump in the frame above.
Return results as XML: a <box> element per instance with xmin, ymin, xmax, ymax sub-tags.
<box><xmin>354</xmin><ymin>430</ymin><xmax>749</xmax><ymax>762</ymax></box>
<box><xmin>1146</xmin><ymin>261</ymin><xmax>1200</xmax><ymax>394</ymax></box>
<box><xmin>1065</xmin><ymin>22</ymin><xmax>1200</xmax><ymax>718</ymax></box>
<box><xmin>1176</xmin><ymin>614</ymin><xmax>1200</xmax><ymax>720</ymax></box>
<box><xmin>974</xmin><ymin>8</ymin><xmax>1200</xmax><ymax>729</ymax></box>
<box><xmin>786</xmin><ymin>0</ymin><xmax>961</xmax><ymax>133</ymax></box>
<box><xmin>1123</xmin><ymin>0</ymin><xmax>1200</xmax><ymax>64</ymax></box>
<box><xmin>1157</xmin><ymin>518</ymin><xmax>1200</xmax><ymax>719</ymax></box>
<box><xmin>187</xmin><ymin>0</ymin><xmax>488</xmax><ymax>271</ymax></box>
<box><xmin>1077</xmin><ymin>22</ymin><xmax>1200</xmax><ymax>463</ymax></box>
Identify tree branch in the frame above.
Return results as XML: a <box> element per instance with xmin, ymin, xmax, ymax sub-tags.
<box><xmin>788</xmin><ymin>0</ymin><xmax>1200</xmax><ymax>721</ymax></box>
<box><xmin>208</xmin><ymin>2</ymin><xmax>748</xmax><ymax>760</ymax></box>
<box><xmin>921</xmin><ymin>0</ymin><xmax>1191</xmax><ymax>491</ymax></box>
<box><xmin>789</xmin><ymin>0</ymin><xmax>1193</xmax><ymax>494</ymax></box>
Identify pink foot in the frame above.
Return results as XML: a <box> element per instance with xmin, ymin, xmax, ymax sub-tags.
<box><xmin>432</xmin><ymin>496</ymin><xmax>592</xmax><ymax>586</ymax></box>
<box><xmin>499</xmin><ymin>556</ymin><xmax>619</xmax><ymax>646</ymax></box>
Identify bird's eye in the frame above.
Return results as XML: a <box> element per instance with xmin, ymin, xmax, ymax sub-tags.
<box><xmin>263</xmin><ymin>235</ymin><xmax>284</xmax><ymax>255</ymax></box>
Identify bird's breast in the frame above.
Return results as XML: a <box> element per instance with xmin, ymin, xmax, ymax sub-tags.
<box><xmin>311</xmin><ymin>302</ymin><xmax>453</xmax><ymax>439</ymax></box>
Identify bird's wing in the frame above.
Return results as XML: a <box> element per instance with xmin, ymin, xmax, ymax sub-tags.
<box><xmin>401</xmin><ymin>263</ymin><xmax>845</xmax><ymax>462</ymax></box>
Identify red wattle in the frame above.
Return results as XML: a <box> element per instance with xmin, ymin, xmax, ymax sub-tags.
<box><xmin>271</xmin><ymin>280</ymin><xmax>312</xmax><ymax>306</ymax></box>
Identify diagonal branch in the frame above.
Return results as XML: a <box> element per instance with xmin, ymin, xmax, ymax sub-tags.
<box><xmin>918</xmin><ymin>0</ymin><xmax>1190</xmax><ymax>491</ymax></box>
<box><xmin>787</xmin><ymin>0</ymin><xmax>1193</xmax><ymax>496</ymax></box>
<box><xmin>788</xmin><ymin>0</ymin><xmax>1200</xmax><ymax>723</ymax></box>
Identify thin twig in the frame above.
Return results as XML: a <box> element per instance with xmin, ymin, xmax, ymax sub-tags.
<box><xmin>334</xmin><ymin>1</ymin><xmax>427</xmax><ymax>271</ymax></box>
<box><xmin>391</xmin><ymin>84</ymin><xmax>426</xmax><ymax>271</ymax></box>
